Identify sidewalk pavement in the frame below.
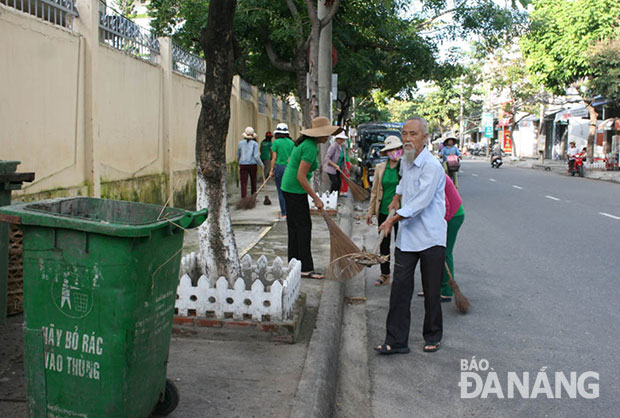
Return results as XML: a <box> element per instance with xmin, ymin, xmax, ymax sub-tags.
<box><xmin>169</xmin><ymin>180</ymin><xmax>349</xmax><ymax>418</ymax></box>
<box><xmin>0</xmin><ymin>178</ymin><xmax>354</xmax><ymax>418</ymax></box>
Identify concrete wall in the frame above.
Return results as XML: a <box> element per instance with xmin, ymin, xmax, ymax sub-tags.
<box><xmin>0</xmin><ymin>1</ymin><xmax>301</xmax><ymax>206</ymax></box>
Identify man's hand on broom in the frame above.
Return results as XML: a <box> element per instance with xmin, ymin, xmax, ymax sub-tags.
<box><xmin>366</xmin><ymin>213</ymin><xmax>374</xmax><ymax>225</ymax></box>
<box><xmin>387</xmin><ymin>194</ymin><xmax>401</xmax><ymax>212</ymax></box>
<box><xmin>379</xmin><ymin>211</ymin><xmax>402</xmax><ymax>236</ymax></box>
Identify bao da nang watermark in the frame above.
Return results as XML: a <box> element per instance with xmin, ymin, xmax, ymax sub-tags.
<box><xmin>459</xmin><ymin>357</ymin><xmax>599</xmax><ymax>399</ymax></box>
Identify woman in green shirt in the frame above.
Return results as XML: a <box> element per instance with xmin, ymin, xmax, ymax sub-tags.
<box><xmin>281</xmin><ymin>117</ymin><xmax>342</xmax><ymax>280</ymax></box>
<box><xmin>366</xmin><ymin>136</ymin><xmax>403</xmax><ymax>286</ymax></box>
<box><xmin>269</xmin><ymin>123</ymin><xmax>295</xmax><ymax>219</ymax></box>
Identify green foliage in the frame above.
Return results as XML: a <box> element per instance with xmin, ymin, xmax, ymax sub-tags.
<box><xmin>488</xmin><ymin>48</ymin><xmax>540</xmax><ymax>118</ymax></box>
<box><xmin>147</xmin><ymin>0</ymin><xmax>529</xmax><ymax>124</ymax></box>
<box><xmin>386</xmin><ymin>100</ymin><xmax>419</xmax><ymax>123</ymax></box>
<box><xmin>588</xmin><ymin>37</ymin><xmax>620</xmax><ymax>102</ymax></box>
<box><xmin>454</xmin><ymin>0</ymin><xmax>528</xmax><ymax>52</ymax></box>
<box><xmin>351</xmin><ymin>95</ymin><xmax>391</xmax><ymax>126</ymax></box>
<box><xmin>521</xmin><ymin>0</ymin><xmax>620</xmax><ymax>95</ymax></box>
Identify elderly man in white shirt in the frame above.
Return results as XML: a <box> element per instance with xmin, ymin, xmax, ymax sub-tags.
<box><xmin>374</xmin><ymin>116</ymin><xmax>447</xmax><ymax>354</ymax></box>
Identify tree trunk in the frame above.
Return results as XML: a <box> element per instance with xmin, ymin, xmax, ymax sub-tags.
<box><xmin>337</xmin><ymin>94</ymin><xmax>351</xmax><ymax>127</ymax></box>
<box><xmin>585</xmin><ymin>101</ymin><xmax>598</xmax><ymax>162</ymax></box>
<box><xmin>307</xmin><ymin>22</ymin><xmax>320</xmax><ymax>120</ymax></box>
<box><xmin>196</xmin><ymin>0</ymin><xmax>240</xmax><ymax>284</ymax></box>
<box><xmin>295</xmin><ymin>59</ymin><xmax>311</xmax><ymax>128</ymax></box>
<box><xmin>509</xmin><ymin>123</ymin><xmax>518</xmax><ymax>159</ymax></box>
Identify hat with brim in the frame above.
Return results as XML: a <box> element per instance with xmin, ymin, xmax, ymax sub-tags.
<box><xmin>274</xmin><ymin>123</ymin><xmax>289</xmax><ymax>135</ymax></box>
<box><xmin>334</xmin><ymin>131</ymin><xmax>348</xmax><ymax>140</ymax></box>
<box><xmin>243</xmin><ymin>126</ymin><xmax>257</xmax><ymax>139</ymax></box>
<box><xmin>380</xmin><ymin>135</ymin><xmax>403</xmax><ymax>153</ymax></box>
<box><xmin>443</xmin><ymin>135</ymin><xmax>457</xmax><ymax>146</ymax></box>
<box><xmin>300</xmin><ymin>116</ymin><xmax>343</xmax><ymax>137</ymax></box>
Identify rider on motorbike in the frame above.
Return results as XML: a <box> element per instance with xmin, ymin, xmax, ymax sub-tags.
<box><xmin>440</xmin><ymin>135</ymin><xmax>461</xmax><ymax>187</ymax></box>
<box><xmin>490</xmin><ymin>141</ymin><xmax>503</xmax><ymax>165</ymax></box>
<box><xmin>566</xmin><ymin>141</ymin><xmax>580</xmax><ymax>171</ymax></box>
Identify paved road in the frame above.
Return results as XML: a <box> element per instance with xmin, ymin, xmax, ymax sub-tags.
<box><xmin>362</xmin><ymin>160</ymin><xmax>620</xmax><ymax>418</ymax></box>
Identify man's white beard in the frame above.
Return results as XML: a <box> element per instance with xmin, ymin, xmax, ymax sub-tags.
<box><xmin>403</xmin><ymin>145</ymin><xmax>417</xmax><ymax>164</ymax></box>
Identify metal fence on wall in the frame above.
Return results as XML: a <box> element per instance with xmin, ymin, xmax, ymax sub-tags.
<box><xmin>172</xmin><ymin>43</ymin><xmax>206</xmax><ymax>82</ymax></box>
<box><xmin>282</xmin><ymin>104</ymin><xmax>288</xmax><ymax>123</ymax></box>
<box><xmin>1</xmin><ymin>0</ymin><xmax>78</xmax><ymax>29</ymax></box>
<box><xmin>240</xmin><ymin>79</ymin><xmax>253</xmax><ymax>101</ymax></box>
<box><xmin>258</xmin><ymin>92</ymin><xmax>267</xmax><ymax>115</ymax></box>
<box><xmin>272</xmin><ymin>97</ymin><xmax>279</xmax><ymax>119</ymax></box>
<box><xmin>98</xmin><ymin>1</ymin><xmax>159</xmax><ymax>63</ymax></box>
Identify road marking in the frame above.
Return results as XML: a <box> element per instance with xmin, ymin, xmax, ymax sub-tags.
<box><xmin>600</xmin><ymin>212</ymin><xmax>620</xmax><ymax>220</ymax></box>
<box><xmin>489</xmin><ymin>178</ymin><xmax>496</xmax><ymax>182</ymax></box>
<box><xmin>545</xmin><ymin>195</ymin><xmax>560</xmax><ymax>201</ymax></box>
<box><xmin>512</xmin><ymin>185</ymin><xmax>522</xmax><ymax>189</ymax></box>
<box><xmin>472</xmin><ymin>174</ymin><xmax>479</xmax><ymax>177</ymax></box>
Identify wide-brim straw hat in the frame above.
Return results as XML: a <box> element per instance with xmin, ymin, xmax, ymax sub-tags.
<box><xmin>380</xmin><ymin>135</ymin><xmax>403</xmax><ymax>153</ymax></box>
<box><xmin>300</xmin><ymin>116</ymin><xmax>343</xmax><ymax>137</ymax></box>
<box><xmin>243</xmin><ymin>126</ymin><xmax>257</xmax><ymax>139</ymax></box>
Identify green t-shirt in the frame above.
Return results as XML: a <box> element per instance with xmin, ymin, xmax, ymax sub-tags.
<box><xmin>281</xmin><ymin>138</ymin><xmax>319</xmax><ymax>194</ymax></box>
<box><xmin>379</xmin><ymin>163</ymin><xmax>400</xmax><ymax>215</ymax></box>
<box><xmin>260</xmin><ymin>140</ymin><xmax>272</xmax><ymax>161</ymax></box>
<box><xmin>271</xmin><ymin>137</ymin><xmax>295</xmax><ymax>166</ymax></box>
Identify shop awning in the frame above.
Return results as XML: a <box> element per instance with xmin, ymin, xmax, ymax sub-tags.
<box><xmin>600</xmin><ymin>118</ymin><xmax>620</xmax><ymax>131</ymax></box>
<box><xmin>554</xmin><ymin>106</ymin><xmax>589</xmax><ymax>122</ymax></box>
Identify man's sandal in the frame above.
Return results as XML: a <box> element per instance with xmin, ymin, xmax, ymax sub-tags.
<box><xmin>374</xmin><ymin>344</ymin><xmax>410</xmax><ymax>355</ymax></box>
<box><xmin>423</xmin><ymin>341</ymin><xmax>441</xmax><ymax>353</ymax></box>
<box><xmin>301</xmin><ymin>271</ymin><xmax>325</xmax><ymax>280</ymax></box>
<box><xmin>375</xmin><ymin>274</ymin><xmax>390</xmax><ymax>286</ymax></box>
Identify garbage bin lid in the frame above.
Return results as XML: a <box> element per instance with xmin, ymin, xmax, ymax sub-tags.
<box><xmin>0</xmin><ymin>197</ymin><xmax>206</xmax><ymax>237</ymax></box>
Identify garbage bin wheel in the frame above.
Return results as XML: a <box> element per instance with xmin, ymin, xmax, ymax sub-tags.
<box><xmin>153</xmin><ymin>379</ymin><xmax>180</xmax><ymax>416</ymax></box>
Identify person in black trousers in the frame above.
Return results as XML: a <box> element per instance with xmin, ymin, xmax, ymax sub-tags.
<box><xmin>375</xmin><ymin>117</ymin><xmax>447</xmax><ymax>354</ymax></box>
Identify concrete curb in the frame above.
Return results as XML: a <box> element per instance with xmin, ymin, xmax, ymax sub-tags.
<box><xmin>290</xmin><ymin>197</ymin><xmax>354</xmax><ymax>418</ymax></box>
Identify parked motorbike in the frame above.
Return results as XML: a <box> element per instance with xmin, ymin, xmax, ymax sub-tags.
<box><xmin>491</xmin><ymin>154</ymin><xmax>503</xmax><ymax>168</ymax></box>
<box><xmin>568</xmin><ymin>153</ymin><xmax>585</xmax><ymax>177</ymax></box>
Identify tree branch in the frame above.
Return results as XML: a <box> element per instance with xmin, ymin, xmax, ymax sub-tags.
<box><xmin>414</xmin><ymin>0</ymin><xmax>468</xmax><ymax>30</ymax></box>
<box><xmin>286</xmin><ymin>0</ymin><xmax>298</xmax><ymax>18</ymax></box>
<box><xmin>265</xmin><ymin>42</ymin><xmax>295</xmax><ymax>72</ymax></box>
<box><xmin>319</xmin><ymin>0</ymin><xmax>341</xmax><ymax>30</ymax></box>
<box><xmin>306</xmin><ymin>0</ymin><xmax>319</xmax><ymax>26</ymax></box>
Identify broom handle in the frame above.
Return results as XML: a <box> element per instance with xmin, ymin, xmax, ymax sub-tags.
<box><xmin>444</xmin><ymin>261</ymin><xmax>454</xmax><ymax>281</ymax></box>
<box><xmin>371</xmin><ymin>209</ymin><xmax>396</xmax><ymax>254</ymax></box>
<box><xmin>254</xmin><ymin>176</ymin><xmax>270</xmax><ymax>195</ymax></box>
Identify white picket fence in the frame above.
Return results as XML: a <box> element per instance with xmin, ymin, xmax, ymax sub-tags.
<box><xmin>176</xmin><ymin>253</ymin><xmax>301</xmax><ymax>321</ymax></box>
<box><xmin>308</xmin><ymin>190</ymin><xmax>338</xmax><ymax>211</ymax></box>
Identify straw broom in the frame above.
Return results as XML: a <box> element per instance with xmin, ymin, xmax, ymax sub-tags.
<box><xmin>236</xmin><ymin>176</ymin><xmax>271</xmax><ymax>210</ymax></box>
<box><xmin>444</xmin><ymin>262</ymin><xmax>470</xmax><ymax>314</ymax></box>
<box><xmin>322</xmin><ymin>210</ymin><xmax>365</xmax><ymax>280</ymax></box>
<box><xmin>347</xmin><ymin>210</ymin><xmax>396</xmax><ymax>268</ymax></box>
<box><xmin>336</xmin><ymin>167</ymin><xmax>369</xmax><ymax>201</ymax></box>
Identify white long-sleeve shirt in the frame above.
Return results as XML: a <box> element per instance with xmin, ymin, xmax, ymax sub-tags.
<box><xmin>395</xmin><ymin>147</ymin><xmax>447</xmax><ymax>252</ymax></box>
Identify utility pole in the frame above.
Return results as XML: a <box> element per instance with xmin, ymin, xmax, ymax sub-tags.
<box><xmin>318</xmin><ymin>1</ymin><xmax>332</xmax><ymax>120</ymax></box>
<box><xmin>459</xmin><ymin>79</ymin><xmax>465</xmax><ymax>149</ymax></box>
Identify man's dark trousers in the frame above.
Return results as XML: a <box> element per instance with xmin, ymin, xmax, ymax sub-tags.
<box><xmin>385</xmin><ymin>245</ymin><xmax>445</xmax><ymax>348</ymax></box>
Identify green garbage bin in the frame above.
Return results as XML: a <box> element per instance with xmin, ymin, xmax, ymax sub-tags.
<box><xmin>0</xmin><ymin>197</ymin><xmax>207</xmax><ymax>418</ymax></box>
